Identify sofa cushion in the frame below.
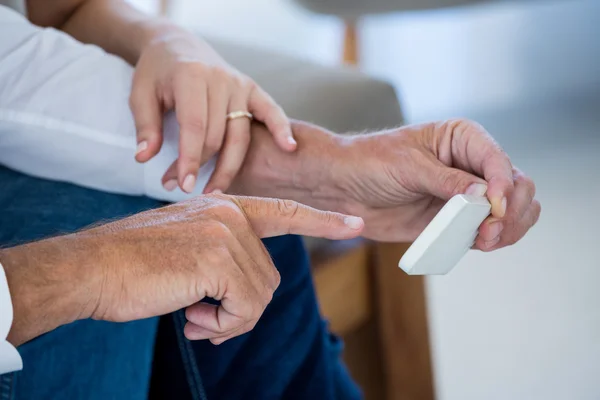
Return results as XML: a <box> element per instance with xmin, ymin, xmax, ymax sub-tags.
<box><xmin>209</xmin><ymin>38</ymin><xmax>404</xmax><ymax>134</ymax></box>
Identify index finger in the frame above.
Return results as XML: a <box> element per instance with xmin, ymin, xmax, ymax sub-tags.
<box><xmin>451</xmin><ymin>119</ymin><xmax>514</xmax><ymax>217</ymax></box>
<box><xmin>174</xmin><ymin>77</ymin><xmax>208</xmax><ymax>193</ymax></box>
<box><xmin>234</xmin><ymin>196</ymin><xmax>364</xmax><ymax>239</ymax></box>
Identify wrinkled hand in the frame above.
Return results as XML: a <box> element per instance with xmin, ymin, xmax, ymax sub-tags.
<box><xmin>339</xmin><ymin>119</ymin><xmax>540</xmax><ymax>251</ymax></box>
<box><xmin>93</xmin><ymin>195</ymin><xmax>362</xmax><ymax>344</ymax></box>
<box><xmin>3</xmin><ymin>195</ymin><xmax>363</xmax><ymax>347</ymax></box>
<box><xmin>130</xmin><ymin>31</ymin><xmax>294</xmax><ymax>194</ymax></box>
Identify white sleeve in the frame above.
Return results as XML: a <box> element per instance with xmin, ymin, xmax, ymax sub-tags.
<box><xmin>0</xmin><ymin>261</ymin><xmax>22</xmax><ymax>375</ymax></box>
<box><xmin>0</xmin><ymin>5</ymin><xmax>214</xmax><ymax>203</ymax></box>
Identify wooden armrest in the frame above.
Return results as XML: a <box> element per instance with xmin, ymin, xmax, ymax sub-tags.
<box><xmin>311</xmin><ymin>239</ymin><xmax>373</xmax><ymax>335</ymax></box>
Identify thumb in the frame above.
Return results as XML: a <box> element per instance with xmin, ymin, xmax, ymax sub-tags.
<box><xmin>424</xmin><ymin>165</ymin><xmax>488</xmax><ymax>200</ymax></box>
<box><xmin>234</xmin><ymin>197</ymin><xmax>364</xmax><ymax>240</ymax></box>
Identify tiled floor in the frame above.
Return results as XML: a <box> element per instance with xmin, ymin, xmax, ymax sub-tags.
<box><xmin>131</xmin><ymin>0</ymin><xmax>600</xmax><ymax>398</ymax></box>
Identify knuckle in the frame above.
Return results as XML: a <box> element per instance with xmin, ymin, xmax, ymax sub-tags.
<box><xmin>128</xmin><ymin>93</ymin><xmax>139</xmax><ymax>110</ymax></box>
<box><xmin>174</xmin><ymin>62</ymin><xmax>205</xmax><ymax>79</ymax></box>
<box><xmin>270</xmin><ymin>268</ymin><xmax>282</xmax><ymax>290</ymax></box>
<box><xmin>180</xmin><ymin>153</ymin><xmax>202</xmax><ymax>168</ymax></box>
<box><xmin>205</xmin><ymin>137</ymin><xmax>223</xmax><ymax>154</ymax></box>
<box><xmin>204</xmin><ymin>243</ymin><xmax>232</xmax><ymax>267</ymax></box>
<box><xmin>440</xmin><ymin>172</ymin><xmax>463</xmax><ymax>195</ymax></box>
<box><xmin>227</xmin><ymin>74</ymin><xmax>246</xmax><ymax>90</ymax></box>
<box><xmin>184</xmin><ymin>307</ymin><xmax>196</xmax><ymax>322</ymax></box>
<box><xmin>213</xmin><ymin>201</ymin><xmax>246</xmax><ymax>225</ymax></box>
<box><xmin>525</xmin><ymin>177</ymin><xmax>537</xmax><ymax>197</ymax></box>
<box><xmin>180</xmin><ymin>116</ymin><xmax>207</xmax><ymax>133</ymax></box>
<box><xmin>245</xmin><ymin>320</ymin><xmax>258</xmax><ymax>333</ymax></box>
<box><xmin>252</xmin><ymin>301</ymin><xmax>266</xmax><ymax>321</ymax></box>
<box><xmin>205</xmin><ymin>219</ymin><xmax>233</xmax><ymax>240</ymax></box>
<box><xmin>243</xmin><ymin>78</ymin><xmax>257</xmax><ymax>92</ymax></box>
<box><xmin>443</xmin><ymin>118</ymin><xmax>477</xmax><ymax>136</ymax></box>
<box><xmin>532</xmin><ymin>200</ymin><xmax>542</xmax><ymax>225</ymax></box>
<box><xmin>277</xmin><ymin>199</ymin><xmax>300</xmax><ymax>219</ymax></box>
<box><xmin>211</xmin><ymin>66</ymin><xmax>231</xmax><ymax>80</ymax></box>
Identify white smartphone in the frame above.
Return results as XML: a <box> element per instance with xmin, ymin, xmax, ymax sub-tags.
<box><xmin>399</xmin><ymin>194</ymin><xmax>491</xmax><ymax>275</ymax></box>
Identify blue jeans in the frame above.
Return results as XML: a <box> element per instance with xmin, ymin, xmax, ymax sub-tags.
<box><xmin>0</xmin><ymin>166</ymin><xmax>362</xmax><ymax>400</ymax></box>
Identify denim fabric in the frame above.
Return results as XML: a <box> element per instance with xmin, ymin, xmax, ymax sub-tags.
<box><xmin>0</xmin><ymin>165</ymin><xmax>362</xmax><ymax>399</ymax></box>
<box><xmin>0</xmin><ymin>166</ymin><xmax>161</xmax><ymax>400</ymax></box>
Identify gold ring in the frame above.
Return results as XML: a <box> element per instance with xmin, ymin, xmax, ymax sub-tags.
<box><xmin>226</xmin><ymin>111</ymin><xmax>253</xmax><ymax>121</ymax></box>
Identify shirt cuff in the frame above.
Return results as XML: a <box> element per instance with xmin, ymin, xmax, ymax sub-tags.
<box><xmin>0</xmin><ymin>261</ymin><xmax>23</xmax><ymax>375</ymax></box>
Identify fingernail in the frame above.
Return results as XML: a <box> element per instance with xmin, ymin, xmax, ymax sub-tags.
<box><xmin>465</xmin><ymin>183</ymin><xmax>488</xmax><ymax>197</ymax></box>
<box><xmin>136</xmin><ymin>141</ymin><xmax>148</xmax><ymax>156</ymax></box>
<box><xmin>211</xmin><ymin>189</ymin><xmax>222</xmax><ymax>194</ymax></box>
<box><xmin>344</xmin><ymin>216</ymin><xmax>364</xmax><ymax>230</ymax></box>
<box><xmin>488</xmin><ymin>221</ymin><xmax>504</xmax><ymax>240</ymax></box>
<box><xmin>182</xmin><ymin>174</ymin><xmax>196</xmax><ymax>193</ymax></box>
<box><xmin>163</xmin><ymin>179</ymin><xmax>178</xmax><ymax>191</ymax></box>
<box><xmin>501</xmin><ymin>197</ymin><xmax>507</xmax><ymax>216</ymax></box>
<box><xmin>287</xmin><ymin>137</ymin><xmax>297</xmax><ymax>147</ymax></box>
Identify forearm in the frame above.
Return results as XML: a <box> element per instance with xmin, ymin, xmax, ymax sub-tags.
<box><xmin>0</xmin><ymin>10</ymin><xmax>212</xmax><ymax>202</ymax></box>
<box><xmin>27</xmin><ymin>0</ymin><xmax>189</xmax><ymax>65</ymax></box>
<box><xmin>0</xmin><ymin>236</ymin><xmax>98</xmax><ymax>347</ymax></box>
<box><xmin>230</xmin><ymin>121</ymin><xmax>350</xmax><ymax>213</ymax></box>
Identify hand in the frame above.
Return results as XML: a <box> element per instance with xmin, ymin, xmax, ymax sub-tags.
<box><xmin>336</xmin><ymin>119</ymin><xmax>540</xmax><ymax>250</ymax></box>
<box><xmin>130</xmin><ymin>31</ymin><xmax>295</xmax><ymax>194</ymax></box>
<box><xmin>1</xmin><ymin>194</ymin><xmax>363</xmax><ymax>347</ymax></box>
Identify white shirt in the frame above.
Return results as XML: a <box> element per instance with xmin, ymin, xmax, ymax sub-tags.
<box><xmin>0</xmin><ymin>5</ymin><xmax>215</xmax><ymax>373</ymax></box>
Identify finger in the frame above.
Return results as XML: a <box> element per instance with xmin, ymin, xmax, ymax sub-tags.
<box><xmin>161</xmin><ymin>160</ymin><xmax>179</xmax><ymax>191</ymax></box>
<box><xmin>174</xmin><ymin>78</ymin><xmax>208</xmax><ymax>193</ymax></box>
<box><xmin>185</xmin><ymin>321</ymin><xmax>249</xmax><ymax>344</ymax></box>
<box><xmin>221</xmin><ymin>220</ymin><xmax>280</xmax><ymax>306</ymax></box>
<box><xmin>184</xmin><ymin>302</ymin><xmax>245</xmax><ymax>338</ymax></box>
<box><xmin>450</xmin><ymin>120</ymin><xmax>514</xmax><ymax>218</ymax></box>
<box><xmin>203</xmin><ymin>79</ymin><xmax>229</xmax><ymax>164</ymax></box>
<box><xmin>209</xmin><ymin>324</ymin><xmax>252</xmax><ymax>345</ymax></box>
<box><xmin>424</xmin><ymin>160</ymin><xmax>489</xmax><ymax>201</ymax></box>
<box><xmin>234</xmin><ymin>197</ymin><xmax>364</xmax><ymax>239</ymax></box>
<box><xmin>497</xmin><ymin>199</ymin><xmax>541</xmax><ymax>249</ymax></box>
<box><xmin>129</xmin><ymin>81</ymin><xmax>164</xmax><ymax>162</ymax></box>
<box><xmin>475</xmin><ymin>200</ymin><xmax>540</xmax><ymax>251</ymax></box>
<box><xmin>184</xmin><ymin>321</ymin><xmax>220</xmax><ymax>340</ymax></box>
<box><xmin>509</xmin><ymin>168</ymin><xmax>536</xmax><ymax>219</ymax></box>
<box><xmin>476</xmin><ymin>169</ymin><xmax>535</xmax><ymax>243</ymax></box>
<box><xmin>204</xmin><ymin>95</ymin><xmax>252</xmax><ymax>194</ymax></box>
<box><xmin>248</xmin><ymin>85</ymin><xmax>296</xmax><ymax>151</ymax></box>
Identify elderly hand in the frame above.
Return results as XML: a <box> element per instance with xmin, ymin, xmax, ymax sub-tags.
<box><xmin>130</xmin><ymin>31</ymin><xmax>295</xmax><ymax>194</ymax></box>
<box><xmin>1</xmin><ymin>194</ymin><xmax>363</xmax><ymax>347</ymax></box>
<box><xmin>334</xmin><ymin>119</ymin><xmax>540</xmax><ymax>250</ymax></box>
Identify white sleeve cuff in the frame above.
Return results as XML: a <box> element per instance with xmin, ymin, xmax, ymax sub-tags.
<box><xmin>0</xmin><ymin>261</ymin><xmax>23</xmax><ymax>375</ymax></box>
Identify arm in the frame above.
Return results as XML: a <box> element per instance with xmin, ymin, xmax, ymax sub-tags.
<box><xmin>27</xmin><ymin>0</ymin><xmax>195</xmax><ymax>65</ymax></box>
<box><xmin>230</xmin><ymin>120</ymin><xmax>540</xmax><ymax>250</ymax></box>
<box><xmin>0</xmin><ymin>195</ymin><xmax>362</xmax><ymax>350</ymax></box>
<box><xmin>26</xmin><ymin>0</ymin><xmax>295</xmax><ymax>194</ymax></box>
<box><xmin>0</xmin><ymin>7</ymin><xmax>212</xmax><ymax>202</ymax></box>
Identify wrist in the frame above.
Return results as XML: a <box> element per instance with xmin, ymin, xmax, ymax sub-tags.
<box><xmin>231</xmin><ymin>121</ymin><xmax>350</xmax><ymax>212</ymax></box>
<box><xmin>0</xmin><ymin>236</ymin><xmax>102</xmax><ymax>346</ymax></box>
